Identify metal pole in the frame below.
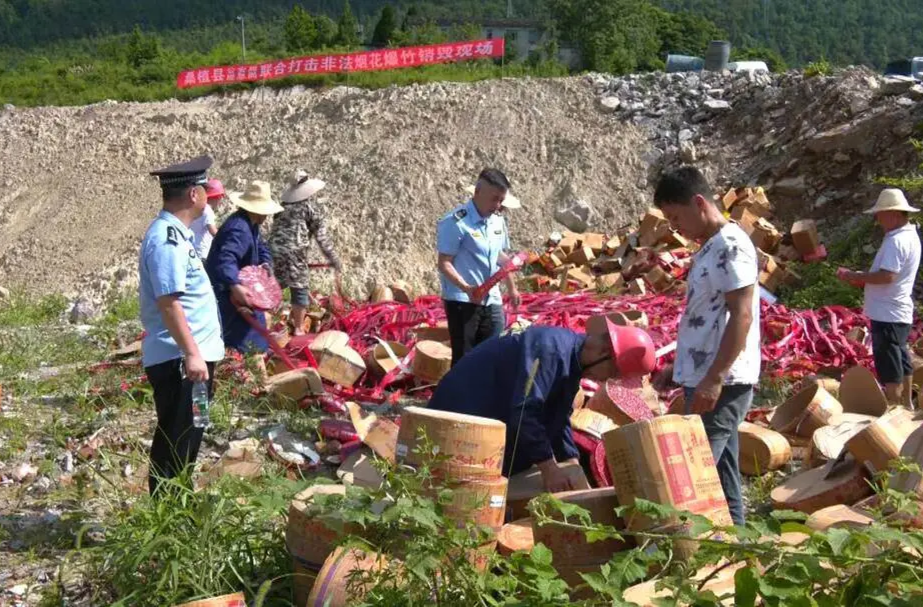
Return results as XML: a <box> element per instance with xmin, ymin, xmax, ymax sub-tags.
<box><xmin>237</xmin><ymin>15</ymin><xmax>247</xmax><ymax>63</ymax></box>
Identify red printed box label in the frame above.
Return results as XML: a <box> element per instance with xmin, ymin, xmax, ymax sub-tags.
<box><xmin>656</xmin><ymin>431</ymin><xmax>697</xmax><ymax>506</ymax></box>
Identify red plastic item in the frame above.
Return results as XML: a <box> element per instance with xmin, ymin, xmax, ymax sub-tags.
<box><xmin>803</xmin><ymin>245</ymin><xmax>828</xmax><ymax>263</ymax></box>
<box><xmin>471</xmin><ymin>251</ymin><xmax>530</xmax><ymax>302</ymax></box>
<box><xmin>606</xmin><ymin>320</ymin><xmax>656</xmax><ymax>379</ymax></box>
<box><xmin>319</xmin><ymin>419</ymin><xmax>359</xmax><ymax>443</ymax></box>
<box><xmin>238</xmin><ymin>265</ymin><xmax>283</xmax><ymax>311</ymax></box>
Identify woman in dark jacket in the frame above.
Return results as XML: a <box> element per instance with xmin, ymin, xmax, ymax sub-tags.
<box><xmin>205</xmin><ymin>180</ymin><xmax>284</xmax><ymax>355</ymax></box>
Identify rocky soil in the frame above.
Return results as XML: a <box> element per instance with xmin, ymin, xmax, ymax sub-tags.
<box><xmin>1</xmin><ymin>67</ymin><xmax>922</xmax><ymax>314</ymax></box>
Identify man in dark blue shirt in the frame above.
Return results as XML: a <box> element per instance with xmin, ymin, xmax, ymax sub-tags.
<box><xmin>428</xmin><ymin>322</ymin><xmax>655</xmax><ymax>493</ymax></box>
<box><xmin>205</xmin><ymin>180</ymin><xmax>282</xmax><ymax>354</ymax></box>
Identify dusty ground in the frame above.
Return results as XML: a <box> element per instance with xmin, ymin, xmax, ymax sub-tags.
<box><xmin>0</xmin><ymin>77</ymin><xmax>654</xmax><ymax>302</ymax></box>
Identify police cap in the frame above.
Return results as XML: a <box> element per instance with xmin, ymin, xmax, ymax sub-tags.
<box><xmin>150</xmin><ymin>155</ymin><xmax>213</xmax><ymax>189</ymax></box>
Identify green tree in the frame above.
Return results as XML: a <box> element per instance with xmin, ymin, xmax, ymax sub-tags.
<box><xmin>126</xmin><ymin>25</ymin><xmax>160</xmax><ymax>69</ymax></box>
<box><xmin>504</xmin><ymin>31</ymin><xmax>518</xmax><ymax>62</ymax></box>
<box><xmin>284</xmin><ymin>5</ymin><xmax>317</xmax><ymax>53</ymax></box>
<box><xmin>655</xmin><ymin>8</ymin><xmax>724</xmax><ymax>59</ymax></box>
<box><xmin>371</xmin><ymin>4</ymin><xmax>398</xmax><ymax>48</ymax></box>
<box><xmin>336</xmin><ymin>0</ymin><xmax>360</xmax><ymax>48</ymax></box>
<box><xmin>549</xmin><ymin>0</ymin><xmax>662</xmax><ymax>73</ymax></box>
<box><xmin>314</xmin><ymin>14</ymin><xmax>338</xmax><ymax>48</ymax></box>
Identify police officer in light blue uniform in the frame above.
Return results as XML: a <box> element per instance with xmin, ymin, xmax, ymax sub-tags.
<box><xmin>436</xmin><ymin>168</ymin><xmax>521</xmax><ymax>366</ymax></box>
<box><xmin>140</xmin><ymin>155</ymin><xmax>224</xmax><ymax>496</ymax></box>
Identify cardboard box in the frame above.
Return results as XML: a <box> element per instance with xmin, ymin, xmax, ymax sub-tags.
<box><xmin>644</xmin><ymin>265</ymin><xmax>673</xmax><ymax>292</ymax></box>
<box><xmin>750</xmin><ymin>218</ymin><xmax>782</xmax><ymax>253</ymax></box>
<box><xmin>791</xmin><ymin>219</ymin><xmax>820</xmax><ymax>255</ymax></box>
<box><xmin>506</xmin><ymin>462</ymin><xmax>590</xmax><ymax>520</ymax></box>
<box><xmin>661</xmin><ymin>230</ymin><xmax>690</xmax><ymax>249</ymax></box>
<box><xmin>639</xmin><ymin>222</ymin><xmax>671</xmax><ymax>248</ymax></box>
<box><xmin>596</xmin><ymin>273</ymin><xmax>625</xmax><ymax>292</ymax></box>
<box><xmin>603</xmin><ymin>415</ymin><xmax>734</xmax><ymax>530</ymax></box>
<box><xmin>571</xmin><ymin>408</ymin><xmax>619</xmax><ymax>439</ymax></box>
<box><xmin>638</xmin><ymin>208</ymin><xmax>667</xmax><ymax>238</ymax></box>
<box><xmin>558</xmin><ymin>231</ymin><xmax>581</xmax><ymax>256</ymax></box>
<box><xmin>531</xmin><ymin>488</ymin><xmax>628</xmax><ymax>564</ymax></box>
<box><xmin>582</xmin><ymin>233</ymin><xmax>606</xmax><ymax>255</ymax></box>
<box><xmin>586</xmin><ymin>310</ymin><xmax>649</xmax><ymax>333</ymax></box>
<box><xmin>396</xmin><ymin>407</ymin><xmax>506</xmax><ymax>480</ymax></box>
<box><xmin>587</xmin><ymin>378</ymin><xmax>657</xmax><ymax>426</ymax></box>
<box><xmin>559</xmin><ymin>266</ymin><xmax>595</xmax><ymax>292</ymax></box>
<box><xmin>730</xmin><ymin>205</ymin><xmax>760</xmax><ymax>234</ymax></box>
<box><xmin>265</xmin><ymin>367</ymin><xmax>325</xmax><ymax>402</ymax></box>
<box><xmin>777</xmin><ymin>244</ymin><xmax>801</xmax><ymax>262</ymax></box>
<box><xmin>846</xmin><ymin>408</ymin><xmax>923</xmax><ymax>476</ymax></box>
<box><xmin>568</xmin><ymin>246</ymin><xmax>595</xmax><ymax>266</ymax></box>
<box><xmin>627</xmin><ymin>278</ymin><xmax>647</xmax><ymax>296</ymax></box>
<box><xmin>721</xmin><ymin>188</ymin><xmax>740</xmax><ymax>211</ymax></box>
<box><xmin>593</xmin><ymin>256</ymin><xmax>622</xmax><ymax>274</ymax></box>
<box><xmin>604</xmin><ymin>236</ymin><xmax>621</xmax><ymax>255</ymax></box>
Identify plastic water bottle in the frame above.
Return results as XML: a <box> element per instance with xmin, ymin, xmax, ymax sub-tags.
<box><xmin>191</xmin><ymin>381</ymin><xmax>210</xmax><ymax>429</ymax></box>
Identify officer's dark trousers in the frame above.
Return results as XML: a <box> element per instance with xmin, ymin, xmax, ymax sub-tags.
<box><xmin>444</xmin><ymin>300</ymin><xmax>505</xmax><ymax>366</ymax></box>
<box><xmin>146</xmin><ymin>358</ymin><xmax>216</xmax><ymax>496</ymax></box>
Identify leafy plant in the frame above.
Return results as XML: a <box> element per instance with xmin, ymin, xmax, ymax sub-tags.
<box><xmin>80</xmin><ymin>472</ymin><xmax>301</xmax><ymax>606</ymax></box>
<box><xmin>804</xmin><ymin>58</ymin><xmax>832</xmax><ymax>77</ymax></box>
<box><xmin>777</xmin><ymin>261</ymin><xmax>863</xmax><ymax>309</ymax></box>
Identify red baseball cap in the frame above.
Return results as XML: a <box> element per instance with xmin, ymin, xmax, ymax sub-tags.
<box><xmin>205</xmin><ymin>178</ymin><xmax>226</xmax><ymax>200</ymax></box>
<box><xmin>605</xmin><ymin>319</ymin><xmax>656</xmax><ymax>378</ymax></box>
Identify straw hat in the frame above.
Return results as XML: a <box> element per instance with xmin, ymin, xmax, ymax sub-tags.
<box><xmin>864</xmin><ymin>188</ymin><xmax>920</xmax><ymax>214</ymax></box>
<box><xmin>281</xmin><ymin>169</ymin><xmax>326</xmax><ymax>203</ymax></box>
<box><xmin>464</xmin><ymin>184</ymin><xmax>522</xmax><ymax>209</ymax></box>
<box><xmin>228</xmin><ymin>181</ymin><xmax>284</xmax><ymax>216</ymax></box>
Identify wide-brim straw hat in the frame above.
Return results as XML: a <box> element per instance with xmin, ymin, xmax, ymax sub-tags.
<box><xmin>281</xmin><ymin>169</ymin><xmax>326</xmax><ymax>203</ymax></box>
<box><xmin>865</xmin><ymin>188</ymin><xmax>920</xmax><ymax>214</ymax></box>
<box><xmin>229</xmin><ymin>180</ymin><xmax>284</xmax><ymax>216</ymax></box>
<box><xmin>464</xmin><ymin>184</ymin><xmax>522</xmax><ymax>209</ymax></box>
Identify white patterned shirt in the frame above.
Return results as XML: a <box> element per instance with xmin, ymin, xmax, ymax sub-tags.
<box><xmin>674</xmin><ymin>223</ymin><xmax>761</xmax><ymax>388</ymax></box>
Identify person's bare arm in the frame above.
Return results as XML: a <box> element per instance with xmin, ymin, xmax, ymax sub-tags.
<box><xmin>207</xmin><ymin>224</ymin><xmax>218</xmax><ymax>237</ymax></box>
<box><xmin>156</xmin><ymin>295</ymin><xmax>208</xmax><ymax>381</ymax></box>
<box><xmin>690</xmin><ymin>285</ymin><xmax>754</xmax><ymax>414</ymax></box>
<box><xmin>845</xmin><ymin>270</ymin><xmax>896</xmax><ymax>286</ymax></box>
<box><xmin>438</xmin><ymin>253</ymin><xmax>478</xmax><ymax>299</ymax></box>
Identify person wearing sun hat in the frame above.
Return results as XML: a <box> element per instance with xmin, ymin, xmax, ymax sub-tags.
<box><xmin>427</xmin><ymin>321</ymin><xmax>655</xmax><ymax>493</ymax></box>
<box><xmin>269</xmin><ymin>170</ymin><xmax>342</xmax><ymax>336</ymax></box>
<box><xmin>190</xmin><ymin>178</ymin><xmax>226</xmax><ymax>260</ymax></box>
<box><xmin>838</xmin><ymin>188</ymin><xmax>921</xmax><ymax>407</ymax></box>
<box><xmin>205</xmin><ymin>180</ymin><xmax>284</xmax><ymax>357</ymax></box>
<box><xmin>139</xmin><ymin>155</ymin><xmax>224</xmax><ymax>496</ymax></box>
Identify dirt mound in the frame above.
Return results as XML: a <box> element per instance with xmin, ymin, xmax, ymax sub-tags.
<box><xmin>1</xmin><ymin>68</ymin><xmax>921</xmax><ymax>307</ymax></box>
<box><xmin>0</xmin><ymin>77</ymin><xmax>652</xmax><ymax>301</ymax></box>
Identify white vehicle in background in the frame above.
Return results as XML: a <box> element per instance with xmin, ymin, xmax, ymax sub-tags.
<box><xmin>728</xmin><ymin>61</ymin><xmax>769</xmax><ymax>74</ymax></box>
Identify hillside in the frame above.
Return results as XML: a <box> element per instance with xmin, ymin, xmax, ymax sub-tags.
<box><xmin>3</xmin><ymin>0</ymin><xmax>923</xmax><ymax>68</ymax></box>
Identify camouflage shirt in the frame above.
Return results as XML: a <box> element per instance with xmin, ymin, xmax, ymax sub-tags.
<box><xmin>269</xmin><ymin>200</ymin><xmax>340</xmax><ymax>289</ymax></box>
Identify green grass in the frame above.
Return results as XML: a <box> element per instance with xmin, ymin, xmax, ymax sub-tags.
<box><xmin>0</xmin><ymin>293</ymin><xmax>68</xmax><ymax>327</ymax></box>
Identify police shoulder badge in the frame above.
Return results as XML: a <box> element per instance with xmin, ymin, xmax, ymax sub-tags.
<box><xmin>453</xmin><ymin>208</ymin><xmax>468</xmax><ymax>221</ymax></box>
<box><xmin>166</xmin><ymin>226</ymin><xmax>179</xmax><ymax>246</ymax></box>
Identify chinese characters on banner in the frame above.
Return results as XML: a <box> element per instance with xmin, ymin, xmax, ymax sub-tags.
<box><xmin>176</xmin><ymin>38</ymin><xmax>506</xmax><ymax>89</ymax></box>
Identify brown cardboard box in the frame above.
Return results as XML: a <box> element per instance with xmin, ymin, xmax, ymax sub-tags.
<box><xmin>558</xmin><ymin>231</ymin><xmax>581</xmax><ymax>256</ymax></box>
<box><xmin>750</xmin><ymin>218</ymin><xmax>782</xmax><ymax>253</ymax></box>
<box><xmin>777</xmin><ymin>244</ymin><xmax>801</xmax><ymax>262</ymax></box>
<box><xmin>661</xmin><ymin>230</ymin><xmax>690</xmax><ymax>249</ymax></box>
<box><xmin>730</xmin><ymin>205</ymin><xmax>760</xmax><ymax>234</ymax></box>
<box><xmin>265</xmin><ymin>367</ymin><xmax>325</xmax><ymax>402</ymax></box>
<box><xmin>721</xmin><ymin>188</ymin><xmax>740</xmax><ymax>211</ymax></box>
<box><xmin>627</xmin><ymin>278</ymin><xmax>647</xmax><ymax>296</ymax></box>
<box><xmin>396</xmin><ymin>407</ymin><xmax>506</xmax><ymax>480</ymax></box>
<box><xmin>586</xmin><ymin>310</ymin><xmax>650</xmax><ymax>333</ymax></box>
<box><xmin>582</xmin><ymin>233</ymin><xmax>606</xmax><ymax>255</ymax></box>
<box><xmin>737</xmin><ymin>191</ymin><xmax>772</xmax><ymax>218</ymax></box>
<box><xmin>311</xmin><ymin>342</ymin><xmax>367</xmax><ymax>388</ymax></box>
<box><xmin>892</xmin><ymin>425</ymin><xmax>923</xmax><ymax>497</ymax></box>
<box><xmin>594</xmin><ymin>256</ymin><xmax>622</xmax><ymax>274</ymax></box>
<box><xmin>559</xmin><ymin>266</ymin><xmax>595</xmax><ymax>292</ymax></box>
<box><xmin>411</xmin><ymin>341</ymin><xmax>452</xmax><ymax>384</ymax></box>
<box><xmin>639</xmin><ymin>222</ymin><xmax>671</xmax><ymax>248</ymax></box>
<box><xmin>506</xmin><ymin>462</ymin><xmax>590</xmax><ymax>520</ymax></box>
<box><xmin>604</xmin><ymin>236</ymin><xmax>621</xmax><ymax>255</ymax></box>
<box><xmin>644</xmin><ymin>266</ymin><xmax>673</xmax><ymax>292</ymax></box>
<box><xmin>791</xmin><ymin>219</ymin><xmax>820</xmax><ymax>256</ymax></box>
<box><xmin>571</xmin><ymin>408</ymin><xmax>619</xmax><ymax>439</ymax></box>
<box><xmin>639</xmin><ymin>208</ymin><xmax>668</xmax><ymax>238</ymax></box>
<box><xmin>568</xmin><ymin>246</ymin><xmax>596</xmax><ymax>266</ymax></box>
<box><xmin>531</xmin><ymin>488</ymin><xmax>628</xmax><ymax>564</ymax></box>
<box><xmin>596</xmin><ymin>273</ymin><xmax>625</xmax><ymax>292</ymax></box>
<box><xmin>738</xmin><ymin>422</ymin><xmax>792</xmax><ymax>476</ymax></box>
<box><xmin>846</xmin><ymin>408</ymin><xmax>923</xmax><ymax>476</ymax></box>
<box><xmin>603</xmin><ymin>415</ymin><xmax>734</xmax><ymax>530</ymax></box>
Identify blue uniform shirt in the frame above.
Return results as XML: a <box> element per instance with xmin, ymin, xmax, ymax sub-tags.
<box><xmin>138</xmin><ymin>210</ymin><xmax>224</xmax><ymax>367</ymax></box>
<box><xmin>428</xmin><ymin>326</ymin><xmax>585</xmax><ymax>475</ymax></box>
<box><xmin>205</xmin><ymin>210</ymin><xmax>273</xmax><ymax>354</ymax></box>
<box><xmin>436</xmin><ymin>199</ymin><xmax>510</xmax><ymax>306</ymax></box>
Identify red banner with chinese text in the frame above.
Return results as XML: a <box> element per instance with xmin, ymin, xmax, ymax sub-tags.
<box><xmin>176</xmin><ymin>38</ymin><xmax>505</xmax><ymax>89</ymax></box>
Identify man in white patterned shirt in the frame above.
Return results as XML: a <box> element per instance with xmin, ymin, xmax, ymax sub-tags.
<box><xmin>654</xmin><ymin>166</ymin><xmax>761</xmax><ymax>526</ymax></box>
